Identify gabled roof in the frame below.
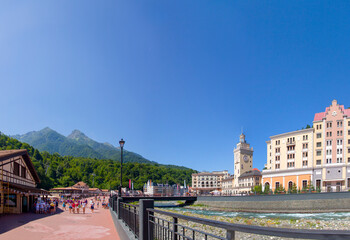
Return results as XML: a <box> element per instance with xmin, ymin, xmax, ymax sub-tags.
<box><xmin>314</xmin><ymin>101</ymin><xmax>350</xmax><ymax>122</ymax></box>
<box><xmin>73</xmin><ymin>181</ymin><xmax>89</xmax><ymax>188</ymax></box>
<box><xmin>238</xmin><ymin>169</ymin><xmax>262</xmax><ymax>179</ymax></box>
<box><xmin>0</xmin><ymin>149</ymin><xmax>40</xmax><ymax>183</ymax></box>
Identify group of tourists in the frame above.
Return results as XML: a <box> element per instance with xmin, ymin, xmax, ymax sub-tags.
<box><xmin>62</xmin><ymin>199</ymin><xmax>91</xmax><ymax>214</ymax></box>
<box><xmin>61</xmin><ymin>196</ymin><xmax>108</xmax><ymax>214</ymax></box>
<box><xmin>33</xmin><ymin>196</ymin><xmax>109</xmax><ymax>215</ymax></box>
<box><xmin>34</xmin><ymin>199</ymin><xmax>59</xmax><ymax>214</ymax></box>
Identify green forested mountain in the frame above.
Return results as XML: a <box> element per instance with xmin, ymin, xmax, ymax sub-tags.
<box><xmin>12</xmin><ymin>127</ymin><xmax>155</xmax><ymax>164</ymax></box>
<box><xmin>0</xmin><ymin>132</ymin><xmax>196</xmax><ymax>190</ymax></box>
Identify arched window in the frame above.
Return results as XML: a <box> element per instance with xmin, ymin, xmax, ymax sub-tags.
<box><xmin>288</xmin><ymin>181</ymin><xmax>293</xmax><ymax>190</ymax></box>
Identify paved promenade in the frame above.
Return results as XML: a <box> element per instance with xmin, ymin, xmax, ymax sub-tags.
<box><xmin>0</xmin><ymin>202</ymin><xmax>120</xmax><ymax>240</ymax></box>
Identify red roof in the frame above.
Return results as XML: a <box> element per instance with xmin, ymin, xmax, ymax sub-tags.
<box><xmin>313</xmin><ymin>112</ymin><xmax>326</xmax><ymax>122</ymax></box>
<box><xmin>314</xmin><ymin>104</ymin><xmax>350</xmax><ymax>122</ymax></box>
<box><xmin>252</xmin><ymin>168</ymin><xmax>260</xmax><ymax>172</ymax></box>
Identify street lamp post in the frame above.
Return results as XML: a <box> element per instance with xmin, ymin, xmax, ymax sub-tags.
<box><xmin>119</xmin><ymin>138</ymin><xmax>125</xmax><ymax>197</ymax></box>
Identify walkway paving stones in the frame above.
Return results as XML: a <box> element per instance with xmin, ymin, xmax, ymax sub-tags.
<box><xmin>0</xmin><ymin>202</ymin><xmax>120</xmax><ymax>240</ymax></box>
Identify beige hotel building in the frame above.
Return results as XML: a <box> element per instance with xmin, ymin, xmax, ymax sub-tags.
<box><xmin>263</xmin><ymin>100</ymin><xmax>350</xmax><ymax>192</ymax></box>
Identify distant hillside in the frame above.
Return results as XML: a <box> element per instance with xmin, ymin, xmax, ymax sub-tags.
<box><xmin>12</xmin><ymin>127</ymin><xmax>155</xmax><ymax>164</ymax></box>
<box><xmin>0</xmin><ymin>133</ymin><xmax>197</xmax><ymax>190</ymax></box>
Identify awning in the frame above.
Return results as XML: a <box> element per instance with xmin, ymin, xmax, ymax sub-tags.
<box><xmin>2</xmin><ymin>182</ymin><xmax>50</xmax><ymax>195</ymax></box>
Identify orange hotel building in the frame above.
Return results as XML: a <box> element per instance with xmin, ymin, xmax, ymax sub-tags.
<box><xmin>262</xmin><ymin>100</ymin><xmax>350</xmax><ymax>192</ymax></box>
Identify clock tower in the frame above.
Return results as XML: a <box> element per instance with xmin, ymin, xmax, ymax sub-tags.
<box><xmin>233</xmin><ymin>133</ymin><xmax>254</xmax><ymax>188</ymax></box>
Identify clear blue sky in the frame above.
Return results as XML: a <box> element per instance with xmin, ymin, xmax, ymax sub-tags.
<box><xmin>1</xmin><ymin>1</ymin><xmax>350</xmax><ymax>173</ymax></box>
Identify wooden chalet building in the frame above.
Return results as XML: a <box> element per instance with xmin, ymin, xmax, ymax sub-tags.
<box><xmin>0</xmin><ymin>150</ymin><xmax>49</xmax><ymax>214</ymax></box>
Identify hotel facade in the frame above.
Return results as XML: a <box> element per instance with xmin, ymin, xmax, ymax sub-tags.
<box><xmin>263</xmin><ymin>100</ymin><xmax>350</xmax><ymax>193</ymax></box>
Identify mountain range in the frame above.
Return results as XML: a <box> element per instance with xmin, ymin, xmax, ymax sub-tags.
<box><xmin>11</xmin><ymin>127</ymin><xmax>155</xmax><ymax>164</ymax></box>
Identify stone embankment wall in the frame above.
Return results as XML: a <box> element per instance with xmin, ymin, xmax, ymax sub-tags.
<box><xmin>196</xmin><ymin>192</ymin><xmax>350</xmax><ymax>213</ymax></box>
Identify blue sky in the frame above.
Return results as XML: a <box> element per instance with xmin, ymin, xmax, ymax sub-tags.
<box><xmin>1</xmin><ymin>1</ymin><xmax>350</xmax><ymax>173</ymax></box>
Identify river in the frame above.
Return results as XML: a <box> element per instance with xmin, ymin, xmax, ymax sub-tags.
<box><xmin>166</xmin><ymin>207</ymin><xmax>350</xmax><ymax>220</ymax></box>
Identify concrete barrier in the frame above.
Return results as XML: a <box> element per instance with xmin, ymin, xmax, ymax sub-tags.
<box><xmin>196</xmin><ymin>192</ymin><xmax>350</xmax><ymax>212</ymax></box>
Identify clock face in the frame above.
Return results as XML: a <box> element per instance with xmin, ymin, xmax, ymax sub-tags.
<box><xmin>243</xmin><ymin>155</ymin><xmax>248</xmax><ymax>163</ymax></box>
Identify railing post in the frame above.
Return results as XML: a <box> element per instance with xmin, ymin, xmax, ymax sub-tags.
<box><xmin>110</xmin><ymin>196</ymin><xmax>114</xmax><ymax>210</ymax></box>
<box><xmin>113</xmin><ymin>199</ymin><xmax>118</xmax><ymax>212</ymax></box>
<box><xmin>139</xmin><ymin>199</ymin><xmax>154</xmax><ymax>240</ymax></box>
<box><xmin>173</xmin><ymin>217</ymin><xmax>178</xmax><ymax>240</ymax></box>
<box><xmin>226</xmin><ymin>230</ymin><xmax>235</xmax><ymax>240</ymax></box>
<box><xmin>117</xmin><ymin>197</ymin><xmax>123</xmax><ymax>219</ymax></box>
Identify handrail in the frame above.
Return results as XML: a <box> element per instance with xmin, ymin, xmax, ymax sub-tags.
<box><xmin>121</xmin><ymin>202</ymin><xmax>139</xmax><ymax>208</ymax></box>
<box><xmin>148</xmin><ymin>208</ymin><xmax>350</xmax><ymax>240</ymax></box>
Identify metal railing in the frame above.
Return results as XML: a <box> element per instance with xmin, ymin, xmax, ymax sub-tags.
<box><xmin>119</xmin><ymin>202</ymin><xmax>140</xmax><ymax>238</ymax></box>
<box><xmin>111</xmin><ymin>198</ymin><xmax>350</xmax><ymax>240</ymax></box>
<box><xmin>147</xmin><ymin>208</ymin><xmax>350</xmax><ymax>240</ymax></box>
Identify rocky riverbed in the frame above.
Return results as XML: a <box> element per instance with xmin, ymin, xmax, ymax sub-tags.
<box><xmin>154</xmin><ymin>206</ymin><xmax>350</xmax><ymax>240</ymax></box>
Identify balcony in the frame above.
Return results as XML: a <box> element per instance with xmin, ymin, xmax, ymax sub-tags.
<box><xmin>287</xmin><ymin>141</ymin><xmax>296</xmax><ymax>146</ymax></box>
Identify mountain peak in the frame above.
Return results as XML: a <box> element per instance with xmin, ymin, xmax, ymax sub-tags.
<box><xmin>41</xmin><ymin>127</ymin><xmax>54</xmax><ymax>132</ymax></box>
<box><xmin>67</xmin><ymin>129</ymin><xmax>87</xmax><ymax>139</ymax></box>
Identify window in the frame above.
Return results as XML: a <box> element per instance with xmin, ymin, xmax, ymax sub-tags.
<box><xmin>317</xmin><ymin>133</ymin><xmax>322</xmax><ymax>138</ymax></box>
<box><xmin>287</xmin><ymin>162</ymin><xmax>295</xmax><ymax>168</ymax></box>
<box><xmin>302</xmin><ymin>160</ymin><xmax>308</xmax><ymax>166</ymax></box>
<box><xmin>275</xmin><ymin>140</ymin><xmax>280</xmax><ymax>145</ymax></box>
<box><xmin>327</xmin><ymin>122</ymin><xmax>332</xmax><ymax>128</ymax></box>
<box><xmin>316</xmin><ymin>150</ymin><xmax>322</xmax><ymax>156</ymax></box>
<box><xmin>275</xmin><ymin>156</ymin><xmax>280</xmax><ymax>161</ymax></box>
<box><xmin>21</xmin><ymin>166</ymin><xmax>26</xmax><ymax>178</ymax></box>
<box><xmin>348</xmin><ymin>157</ymin><xmax>350</xmax><ymax>163</ymax></box>
<box><xmin>317</xmin><ymin>142</ymin><xmax>322</xmax><ymax>147</ymax></box>
<box><xmin>337</xmin><ymin>157</ymin><xmax>343</xmax><ymax>163</ymax></box>
<box><xmin>303</xmin><ymin>135</ymin><xmax>308</xmax><ymax>141</ymax></box>
<box><xmin>302</xmin><ymin>180</ymin><xmax>308</xmax><ymax>189</ymax></box>
<box><xmin>326</xmin><ymin>158</ymin><xmax>331</xmax><ymax>164</ymax></box>
<box><xmin>327</xmin><ymin>140</ymin><xmax>332</xmax><ymax>146</ymax></box>
<box><xmin>337</xmin><ymin>121</ymin><xmax>343</xmax><ymax>127</ymax></box>
<box><xmin>13</xmin><ymin>162</ymin><xmax>20</xmax><ymax>176</ymax></box>
<box><xmin>287</xmin><ymin>145</ymin><xmax>295</xmax><ymax>151</ymax></box>
<box><xmin>275</xmin><ymin>164</ymin><xmax>280</xmax><ymax>169</ymax></box>
<box><xmin>241</xmin><ymin>164</ymin><xmax>243</xmax><ymax>169</ymax></box>
<box><xmin>316</xmin><ymin>160</ymin><xmax>321</xmax><ymax>165</ymax></box>
<box><xmin>348</xmin><ymin>178</ymin><xmax>350</xmax><ymax>188</ymax></box>
<box><xmin>348</xmin><ymin>130</ymin><xmax>350</xmax><ymax>135</ymax></box>
<box><xmin>4</xmin><ymin>194</ymin><xmax>17</xmax><ymax>207</ymax></box>
<box><xmin>287</xmin><ymin>153</ymin><xmax>295</xmax><ymax>159</ymax></box>
<box><xmin>337</xmin><ymin>139</ymin><xmax>343</xmax><ymax>145</ymax></box>
<box><xmin>303</xmin><ymin>143</ymin><xmax>308</xmax><ymax>149</ymax></box>
<box><xmin>316</xmin><ymin>180</ymin><xmax>321</xmax><ymax>189</ymax></box>
<box><xmin>275</xmin><ymin>148</ymin><xmax>280</xmax><ymax>153</ymax></box>
<box><xmin>303</xmin><ymin>152</ymin><xmax>308</xmax><ymax>158</ymax></box>
<box><xmin>275</xmin><ymin>182</ymin><xmax>280</xmax><ymax>189</ymax></box>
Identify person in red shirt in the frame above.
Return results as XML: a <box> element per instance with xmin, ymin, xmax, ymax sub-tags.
<box><xmin>72</xmin><ymin>202</ymin><xmax>76</xmax><ymax>214</ymax></box>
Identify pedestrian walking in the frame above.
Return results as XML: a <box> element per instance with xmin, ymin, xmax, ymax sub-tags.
<box><xmin>91</xmin><ymin>201</ymin><xmax>95</xmax><ymax>213</ymax></box>
<box><xmin>82</xmin><ymin>202</ymin><xmax>86</xmax><ymax>214</ymax></box>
